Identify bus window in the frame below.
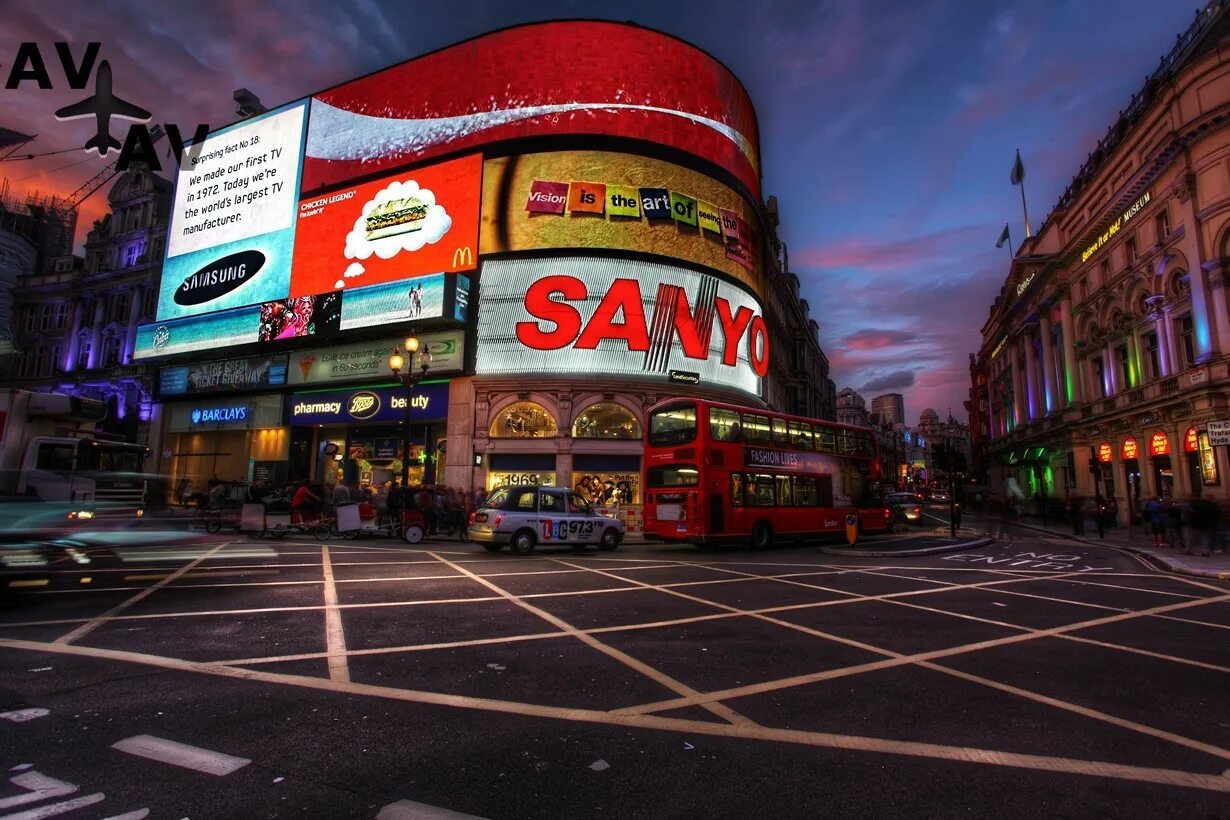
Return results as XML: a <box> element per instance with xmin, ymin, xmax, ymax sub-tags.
<box><xmin>788</xmin><ymin>421</ymin><xmax>813</xmax><ymax>451</ymax></box>
<box><xmin>746</xmin><ymin>474</ymin><xmax>775</xmax><ymax>506</ymax></box>
<box><xmin>837</xmin><ymin>430</ymin><xmax>856</xmax><ymax>454</ymax></box>
<box><xmin>648</xmin><ymin>403</ymin><xmax>697</xmax><ymax>446</ymax></box>
<box><xmin>856</xmin><ymin>432</ymin><xmax>875</xmax><ymax>457</ymax></box>
<box><xmin>709</xmin><ymin>408</ymin><xmax>741</xmax><ymax>442</ymax></box>
<box><xmin>647</xmin><ymin>466</ymin><xmax>700</xmax><ymax>486</ymax></box>
<box><xmin>815</xmin><ymin>427</ymin><xmax>836</xmax><ymax>453</ymax></box>
<box><xmin>742</xmin><ymin>414</ymin><xmax>771</xmax><ymax>445</ymax></box>
<box><xmin>772</xmin><ymin>419</ymin><xmax>788</xmax><ymax>447</ymax></box>
<box><xmin>793</xmin><ymin>476</ymin><xmax>818</xmax><ymax>506</ymax></box>
<box><xmin>775</xmin><ymin>475</ymin><xmax>792</xmax><ymax>506</ymax></box>
<box><xmin>730</xmin><ymin>473</ymin><xmax>744</xmax><ymax>506</ymax></box>
<box><xmin>816</xmin><ymin>474</ymin><xmax>834</xmax><ymax>507</ymax></box>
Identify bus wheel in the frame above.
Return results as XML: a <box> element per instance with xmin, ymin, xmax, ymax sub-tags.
<box><xmin>599</xmin><ymin>528</ymin><xmax>621</xmax><ymax>551</ymax></box>
<box><xmin>511</xmin><ymin>529</ymin><xmax>536</xmax><ymax>555</ymax></box>
<box><xmin>751</xmin><ymin>523</ymin><xmax>773</xmax><ymax>550</ymax></box>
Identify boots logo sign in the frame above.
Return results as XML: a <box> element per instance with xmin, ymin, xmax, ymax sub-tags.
<box><xmin>4</xmin><ymin>42</ymin><xmax>208</xmax><ymax>169</ymax></box>
<box><xmin>347</xmin><ymin>391</ymin><xmax>381</xmax><ymax>420</ymax></box>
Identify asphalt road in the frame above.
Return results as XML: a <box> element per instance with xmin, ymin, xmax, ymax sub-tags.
<box><xmin>0</xmin><ymin>524</ymin><xmax>1228</xmax><ymax>819</ymax></box>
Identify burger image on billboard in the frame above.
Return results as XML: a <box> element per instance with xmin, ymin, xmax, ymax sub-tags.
<box><xmin>364</xmin><ymin>195</ymin><xmax>429</xmax><ymax>241</ymax></box>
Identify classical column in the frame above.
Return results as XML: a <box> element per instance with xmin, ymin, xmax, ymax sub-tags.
<box><xmin>90</xmin><ymin>298</ymin><xmax>105</xmax><ymax>370</ymax></box>
<box><xmin>1011</xmin><ymin>341</ymin><xmax>1026</xmax><ymax>429</ymax></box>
<box><xmin>1059</xmin><ymin>297</ymin><xmax>1081</xmax><ymax>405</ymax></box>
<box><xmin>1022</xmin><ymin>330</ymin><xmax>1040</xmax><ymax>421</ymax></box>
<box><xmin>124</xmin><ymin>287</ymin><xmax>143</xmax><ymax>364</ymax></box>
<box><xmin>1039</xmin><ymin>312</ymin><xmax>1058</xmax><ymax>414</ymax></box>
<box><xmin>1104</xmin><ymin>342</ymin><xmax>1118</xmax><ymax>395</ymax></box>
<box><xmin>1169</xmin><ymin>428</ymin><xmax>1191</xmax><ymax>498</ymax></box>
<box><xmin>1202</xmin><ymin>261</ymin><xmax>1229</xmax><ymax>357</ymax></box>
<box><xmin>66</xmin><ymin>301</ymin><xmax>85</xmax><ymax>371</ymax></box>
<box><xmin>1146</xmin><ymin>296</ymin><xmax>1173</xmax><ymax>377</ymax></box>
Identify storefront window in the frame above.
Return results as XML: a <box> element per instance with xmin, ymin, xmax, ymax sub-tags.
<box><xmin>489</xmin><ymin>402</ymin><xmax>558</xmax><ymax>438</ymax></box>
<box><xmin>573</xmin><ymin>403</ymin><xmax>641</xmax><ymax>439</ymax></box>
<box><xmin>487</xmin><ymin>471</ymin><xmax>556</xmax><ymax>492</ymax></box>
<box><xmin>574</xmin><ymin>472</ymin><xmax>640</xmax><ymax>505</ymax></box>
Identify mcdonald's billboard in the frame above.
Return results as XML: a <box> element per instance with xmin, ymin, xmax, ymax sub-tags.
<box><xmin>289</xmin><ymin>154</ymin><xmax>481</xmax><ymax>299</ymax></box>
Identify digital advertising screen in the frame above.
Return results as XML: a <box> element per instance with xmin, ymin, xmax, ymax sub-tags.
<box><xmin>301</xmin><ymin>21</ymin><xmax>761</xmax><ymax>198</ymax></box>
<box><xmin>159</xmin><ymin>354</ymin><xmax>289</xmax><ymax>396</ymax></box>
<box><xmin>135</xmin><ymin>276</ymin><xmax>453</xmax><ymax>360</ymax></box>
<box><xmin>291</xmin><ymin>154</ymin><xmax>480</xmax><ymax>297</ymax></box>
<box><xmin>481</xmin><ymin>151</ymin><xmax>763</xmax><ymax>295</ymax></box>
<box><xmin>158</xmin><ymin>100</ymin><xmax>309</xmax><ymax>321</ymax></box>
<box><xmin>475</xmin><ymin>256</ymin><xmax>768</xmax><ymax>396</ymax></box>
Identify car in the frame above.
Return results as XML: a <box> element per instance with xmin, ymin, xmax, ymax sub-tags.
<box><xmin>930</xmin><ymin>489</ymin><xmax>952</xmax><ymax>503</ymax></box>
<box><xmin>467</xmin><ymin>485</ymin><xmax>625</xmax><ymax>555</ymax></box>
<box><xmin>886</xmin><ymin>492</ymin><xmax>922</xmax><ymax>523</ymax></box>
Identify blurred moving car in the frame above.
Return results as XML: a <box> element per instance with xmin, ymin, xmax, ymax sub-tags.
<box><xmin>886</xmin><ymin>492</ymin><xmax>923</xmax><ymax>524</ymax></box>
<box><xmin>930</xmin><ymin>489</ymin><xmax>952</xmax><ymax>503</ymax></box>
<box><xmin>468</xmin><ymin>485</ymin><xmax>625</xmax><ymax>554</ymax></box>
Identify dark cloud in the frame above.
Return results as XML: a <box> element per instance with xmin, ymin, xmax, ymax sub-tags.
<box><xmin>861</xmin><ymin>370</ymin><xmax>916</xmax><ymax>392</ymax></box>
<box><xmin>841</xmin><ymin>328</ymin><xmax>920</xmax><ymax>350</ymax></box>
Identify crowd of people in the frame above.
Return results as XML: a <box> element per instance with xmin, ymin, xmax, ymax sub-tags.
<box><xmin>241</xmin><ymin>478</ymin><xmax>487</xmax><ymax>535</ymax></box>
<box><xmin>1141</xmin><ymin>495</ymin><xmax>1229</xmax><ymax>556</ymax></box>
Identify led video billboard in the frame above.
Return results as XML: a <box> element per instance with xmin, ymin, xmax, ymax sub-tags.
<box><xmin>481</xmin><ymin>151</ymin><xmax>762</xmax><ymax>295</ymax></box>
<box><xmin>476</xmin><ymin>257</ymin><xmax>768</xmax><ymax>396</ymax></box>
<box><xmin>158</xmin><ymin>100</ymin><xmax>308</xmax><ymax>321</ymax></box>
<box><xmin>291</xmin><ymin>154</ymin><xmax>481</xmax><ymax>297</ymax></box>
<box><xmin>301</xmin><ymin>21</ymin><xmax>761</xmax><ymax>198</ymax></box>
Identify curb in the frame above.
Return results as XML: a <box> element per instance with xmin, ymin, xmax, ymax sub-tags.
<box><xmin>996</xmin><ymin>520</ymin><xmax>1230</xmax><ymax>581</ymax></box>
<box><xmin>820</xmin><ymin>536</ymin><xmax>994</xmax><ymax>558</ymax></box>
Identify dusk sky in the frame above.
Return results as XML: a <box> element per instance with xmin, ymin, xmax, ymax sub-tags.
<box><xmin>1</xmin><ymin>0</ymin><xmax>1203</xmax><ymax>423</ymax></box>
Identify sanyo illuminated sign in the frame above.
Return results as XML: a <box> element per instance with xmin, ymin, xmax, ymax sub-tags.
<box><xmin>1080</xmin><ymin>191</ymin><xmax>1151</xmax><ymax>264</ymax></box>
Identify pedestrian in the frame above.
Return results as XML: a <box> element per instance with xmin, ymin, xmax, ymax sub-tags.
<box><xmin>1163</xmin><ymin>496</ymin><xmax>1187</xmax><ymax>552</ymax></box>
<box><xmin>473</xmin><ymin>487</ymin><xmax>487</xmax><ymax>510</ymax></box>
<box><xmin>1068</xmin><ymin>495</ymin><xmax>1085</xmax><ymax>536</ymax></box>
<box><xmin>292</xmin><ymin>481</ymin><xmax>321</xmax><ymax>525</ymax></box>
<box><xmin>332</xmin><ymin>481</ymin><xmax>352</xmax><ymax>506</ymax></box>
<box><xmin>1143</xmin><ymin>495</ymin><xmax>1165</xmax><ymax>547</ymax></box>
<box><xmin>1185</xmin><ymin>494</ymin><xmax>1219</xmax><ymax>557</ymax></box>
<box><xmin>419</xmin><ymin>485</ymin><xmax>438</xmax><ymax>535</ymax></box>
<box><xmin>373</xmin><ymin>481</ymin><xmax>390</xmax><ymax>525</ymax></box>
<box><xmin>387</xmin><ymin>480</ymin><xmax>404</xmax><ymax>526</ymax></box>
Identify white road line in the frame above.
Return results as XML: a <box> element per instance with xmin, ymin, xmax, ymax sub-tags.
<box><xmin>99</xmin><ymin>811</ymin><xmax>150</xmax><ymax>820</ymax></box>
<box><xmin>377</xmin><ymin>798</ymin><xmax>489</xmax><ymax>819</ymax></box>
<box><xmin>0</xmin><ymin>709</ymin><xmax>48</xmax><ymax>723</ymax></box>
<box><xmin>320</xmin><ymin>547</ymin><xmax>350</xmax><ymax>683</ymax></box>
<box><xmin>0</xmin><ymin>772</ymin><xmax>76</xmax><ymax>810</ymax></box>
<box><xmin>54</xmin><ymin>543</ymin><xmax>228</xmax><ymax>645</ymax></box>
<box><xmin>0</xmin><ymin>793</ymin><xmax>104</xmax><ymax>820</ymax></box>
<box><xmin>110</xmin><ymin>735</ymin><xmax>250</xmax><ymax>776</ymax></box>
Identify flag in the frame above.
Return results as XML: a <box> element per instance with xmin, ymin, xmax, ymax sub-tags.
<box><xmin>996</xmin><ymin>223</ymin><xmax>1010</xmax><ymax>248</ymax></box>
<box><xmin>1010</xmin><ymin>149</ymin><xmax>1024</xmax><ymax>186</ymax></box>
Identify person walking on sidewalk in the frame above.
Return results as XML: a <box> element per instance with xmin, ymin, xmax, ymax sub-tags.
<box><xmin>1068</xmin><ymin>496</ymin><xmax>1086</xmax><ymax>536</ymax></box>
<box><xmin>1163</xmin><ymin>496</ymin><xmax>1188</xmax><ymax>552</ymax></box>
<box><xmin>1185</xmin><ymin>495</ymin><xmax>1219</xmax><ymax>557</ymax></box>
<box><xmin>1143</xmin><ymin>495</ymin><xmax>1166</xmax><ymax>547</ymax></box>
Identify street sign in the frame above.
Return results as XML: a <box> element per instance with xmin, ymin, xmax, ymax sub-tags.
<box><xmin>1207</xmin><ymin>420</ymin><xmax>1230</xmax><ymax>446</ymax></box>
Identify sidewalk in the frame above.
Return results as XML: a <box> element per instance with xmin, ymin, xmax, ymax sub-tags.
<box><xmin>996</xmin><ymin>516</ymin><xmax>1230</xmax><ymax>580</ymax></box>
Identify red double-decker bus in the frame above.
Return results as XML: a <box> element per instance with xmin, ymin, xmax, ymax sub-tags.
<box><xmin>642</xmin><ymin>399</ymin><xmax>893</xmax><ymax>547</ymax></box>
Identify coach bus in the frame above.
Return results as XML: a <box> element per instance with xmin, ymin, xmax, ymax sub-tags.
<box><xmin>642</xmin><ymin>399</ymin><xmax>893</xmax><ymax>547</ymax></box>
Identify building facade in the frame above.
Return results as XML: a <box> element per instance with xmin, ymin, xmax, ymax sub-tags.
<box><xmin>127</xmin><ymin>21</ymin><xmax>837</xmax><ymax>529</ymax></box>
<box><xmin>871</xmin><ymin>393</ymin><xmax>905</xmax><ymax>427</ymax></box>
<box><xmin>6</xmin><ymin>166</ymin><xmax>167</xmax><ymax>443</ymax></box>
<box><xmin>835</xmin><ymin>387</ymin><xmax>870</xmax><ymax>427</ymax></box>
<box><xmin>972</xmin><ymin>3</ymin><xmax>1230</xmax><ymax>520</ymax></box>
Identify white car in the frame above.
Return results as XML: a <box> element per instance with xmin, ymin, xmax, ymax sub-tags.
<box><xmin>467</xmin><ymin>485</ymin><xmax>625</xmax><ymax>555</ymax></box>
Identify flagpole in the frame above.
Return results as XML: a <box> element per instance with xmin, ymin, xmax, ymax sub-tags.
<box><xmin>1007</xmin><ymin>235</ymin><xmax>1014</xmax><ymax>258</ymax></box>
<box><xmin>1017</xmin><ymin>148</ymin><xmax>1032</xmax><ymax>238</ymax></box>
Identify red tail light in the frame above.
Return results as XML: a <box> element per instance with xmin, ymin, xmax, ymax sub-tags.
<box><xmin>468</xmin><ymin>512</ymin><xmax>476</xmax><ymax>525</ymax></box>
<box><xmin>494</xmin><ymin>514</ymin><xmax>504</xmax><ymax>528</ymax></box>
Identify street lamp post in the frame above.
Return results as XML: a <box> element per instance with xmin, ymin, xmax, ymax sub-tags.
<box><xmin>388</xmin><ymin>335</ymin><xmax>433</xmax><ymax>487</ymax></box>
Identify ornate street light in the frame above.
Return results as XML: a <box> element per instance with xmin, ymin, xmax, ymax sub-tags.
<box><xmin>388</xmin><ymin>334</ymin><xmax>432</xmax><ymax>486</ymax></box>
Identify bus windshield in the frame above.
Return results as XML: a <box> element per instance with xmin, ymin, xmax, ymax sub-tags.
<box><xmin>648</xmin><ymin>403</ymin><xmax>697</xmax><ymax>446</ymax></box>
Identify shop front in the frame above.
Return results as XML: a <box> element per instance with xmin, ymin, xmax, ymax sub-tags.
<box><xmin>163</xmin><ymin>395</ymin><xmax>287</xmax><ymax>500</ymax></box>
<box><xmin>287</xmin><ymin>381</ymin><xmax>451</xmax><ymax>491</ymax></box>
<box><xmin>1147</xmin><ymin>430</ymin><xmax>1174</xmax><ymax>498</ymax></box>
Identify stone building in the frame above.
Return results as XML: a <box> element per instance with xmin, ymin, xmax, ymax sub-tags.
<box><xmin>971</xmin><ymin>3</ymin><xmax>1230</xmax><ymax>520</ymax></box>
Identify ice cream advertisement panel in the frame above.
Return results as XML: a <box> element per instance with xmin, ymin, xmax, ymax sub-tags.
<box><xmin>290</xmin><ymin>155</ymin><xmax>480</xmax><ymax>298</ymax></box>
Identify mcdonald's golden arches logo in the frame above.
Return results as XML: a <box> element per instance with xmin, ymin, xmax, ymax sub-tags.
<box><xmin>452</xmin><ymin>245</ymin><xmax>474</xmax><ymax>269</ymax></box>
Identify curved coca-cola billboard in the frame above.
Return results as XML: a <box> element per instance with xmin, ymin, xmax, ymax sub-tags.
<box><xmin>302</xmin><ymin>21</ymin><xmax>761</xmax><ymax>199</ymax></box>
